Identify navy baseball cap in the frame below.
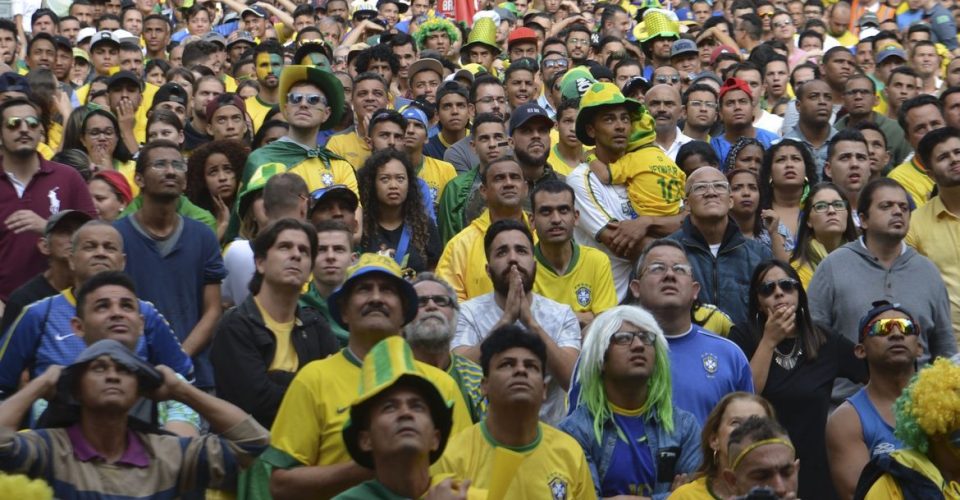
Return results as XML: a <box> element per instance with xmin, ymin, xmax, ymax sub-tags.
<box><xmin>509</xmin><ymin>103</ymin><xmax>554</xmax><ymax>134</ymax></box>
<box><xmin>670</xmin><ymin>38</ymin><xmax>699</xmax><ymax>58</ymax></box>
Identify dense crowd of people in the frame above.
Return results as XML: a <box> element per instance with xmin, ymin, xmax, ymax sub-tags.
<box><xmin>0</xmin><ymin>0</ymin><xmax>960</xmax><ymax>497</ymax></box>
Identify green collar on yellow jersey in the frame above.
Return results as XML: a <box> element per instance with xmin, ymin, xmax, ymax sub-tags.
<box><xmin>534</xmin><ymin>241</ymin><xmax>580</xmax><ymax>275</ymax></box>
<box><xmin>480</xmin><ymin>419</ymin><xmax>542</xmax><ymax>452</ymax></box>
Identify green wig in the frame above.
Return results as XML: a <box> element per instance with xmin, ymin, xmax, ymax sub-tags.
<box><xmin>893</xmin><ymin>356</ymin><xmax>960</xmax><ymax>454</ymax></box>
<box><xmin>412</xmin><ymin>17</ymin><xmax>460</xmax><ymax>50</ymax></box>
<box><xmin>576</xmin><ymin>305</ymin><xmax>674</xmax><ymax>445</ymax></box>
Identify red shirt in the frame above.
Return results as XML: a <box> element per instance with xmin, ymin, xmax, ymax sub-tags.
<box><xmin>0</xmin><ymin>156</ymin><xmax>96</xmax><ymax>301</ymax></box>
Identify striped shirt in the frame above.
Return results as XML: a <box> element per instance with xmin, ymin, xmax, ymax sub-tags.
<box><xmin>448</xmin><ymin>353</ymin><xmax>486</xmax><ymax>423</ymax></box>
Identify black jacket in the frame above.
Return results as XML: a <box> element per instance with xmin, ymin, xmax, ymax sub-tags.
<box><xmin>211</xmin><ymin>295</ymin><xmax>338</xmax><ymax>427</ymax></box>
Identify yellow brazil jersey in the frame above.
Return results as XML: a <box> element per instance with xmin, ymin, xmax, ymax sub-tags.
<box><xmin>223</xmin><ymin>74</ymin><xmax>237</xmax><ymax>93</ymax></box>
<box><xmin>288</xmin><ymin>157</ymin><xmax>359</xmax><ymax>196</ymax></box>
<box><xmin>835</xmin><ymin>30</ymin><xmax>859</xmax><ymax>48</ymax></box>
<box><xmin>255</xmin><ymin>297</ymin><xmax>298</xmax><ymax>372</ymax></box>
<box><xmin>327</xmin><ymin>132</ymin><xmax>371</xmax><ymax>169</ymax></box>
<box><xmin>864</xmin><ymin>449</ymin><xmax>960</xmax><ymax>500</ymax></box>
<box><xmin>906</xmin><ymin>195</ymin><xmax>960</xmax><ymax>344</ymax></box>
<box><xmin>607</xmin><ymin>144</ymin><xmax>686</xmax><ymax>217</ymax></box>
<box><xmin>791</xmin><ymin>259</ymin><xmax>815</xmax><ymax>290</ymax></box>
<box><xmin>419</xmin><ymin>156</ymin><xmax>458</xmax><ymax>210</ymax></box>
<box><xmin>532</xmin><ymin>242</ymin><xmax>617</xmax><ymax>316</ymax></box>
<box><xmin>46</xmin><ymin>121</ymin><xmax>63</xmax><ymax>152</ymax></box>
<box><xmin>116</xmin><ymin>160</ymin><xmax>139</xmax><ymax>198</ymax></box>
<box><xmin>245</xmin><ymin>95</ymin><xmax>276</xmax><ymax>134</ymax></box>
<box><xmin>669</xmin><ymin>476</ymin><xmax>715</xmax><ymax>499</ymax></box>
<box><xmin>134</xmin><ymin>82</ymin><xmax>159</xmax><ymax>145</ymax></box>
<box><xmin>888</xmin><ymin>159</ymin><xmax>935</xmax><ymax>208</ymax></box>
<box><xmin>432</xmin><ymin>421</ymin><xmax>597</xmax><ymax>500</ymax></box>
<box><xmin>693</xmin><ymin>303</ymin><xmax>734</xmax><ymax>337</ymax></box>
<box><xmin>270</xmin><ymin>349</ymin><xmax>473</xmax><ymax>467</ymax></box>
<box><xmin>547</xmin><ymin>145</ymin><xmax>580</xmax><ymax>177</ymax></box>
<box><xmin>38</xmin><ymin>143</ymin><xmax>55</xmax><ymax>160</ymax></box>
<box><xmin>436</xmin><ymin>211</ymin><xmax>537</xmax><ymax>302</ymax></box>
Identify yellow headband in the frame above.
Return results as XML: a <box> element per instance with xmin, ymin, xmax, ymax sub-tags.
<box><xmin>730</xmin><ymin>438</ymin><xmax>796</xmax><ymax>470</ymax></box>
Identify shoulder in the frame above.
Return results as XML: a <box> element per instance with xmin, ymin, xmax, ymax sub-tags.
<box><xmin>542</xmin><ymin>422</ymin><xmax>591</xmax><ymax>454</ymax></box>
<box><xmin>578</xmin><ymin>245</ymin><xmax>611</xmax><ymax>264</ymax></box>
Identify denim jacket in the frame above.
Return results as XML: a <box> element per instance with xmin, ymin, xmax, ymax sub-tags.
<box><xmin>558</xmin><ymin>405</ymin><xmax>702</xmax><ymax>499</ymax></box>
<box><xmin>667</xmin><ymin>216</ymin><xmax>773</xmax><ymax>326</ymax></box>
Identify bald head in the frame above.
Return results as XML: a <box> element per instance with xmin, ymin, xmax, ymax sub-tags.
<box><xmin>646</xmin><ymin>84</ymin><xmax>683</xmax><ymax>132</ymax></box>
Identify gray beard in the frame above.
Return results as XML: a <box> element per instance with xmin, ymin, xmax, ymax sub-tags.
<box><xmin>404</xmin><ymin>315</ymin><xmax>455</xmax><ymax>351</ymax></box>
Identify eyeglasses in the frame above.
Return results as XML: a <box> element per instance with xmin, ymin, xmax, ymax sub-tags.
<box><xmin>287</xmin><ymin>93</ymin><xmax>327</xmax><ymax>106</ymax></box>
<box><xmin>758</xmin><ymin>278</ymin><xmax>800</xmax><ymax>297</ymax></box>
<box><xmin>655</xmin><ymin>75</ymin><xmax>681</xmax><ymax>84</ymax></box>
<box><xmin>476</xmin><ymin>96</ymin><xmax>507</xmax><ymax>105</ymax></box>
<box><xmin>864</xmin><ymin>318</ymin><xmax>917</xmax><ymax>338</ymax></box>
<box><xmin>5</xmin><ymin>116</ymin><xmax>41</xmax><ymax>130</ymax></box>
<box><xmin>86</xmin><ymin>127</ymin><xmax>116</xmax><ymax>138</ymax></box>
<box><xmin>147</xmin><ymin>159</ymin><xmax>188</xmax><ymax>171</ymax></box>
<box><xmin>642</xmin><ymin>262</ymin><xmax>693</xmax><ymax>277</ymax></box>
<box><xmin>543</xmin><ymin>59</ymin><xmax>568</xmax><ymax>69</ymax></box>
<box><xmin>812</xmin><ymin>200</ymin><xmax>847</xmax><ymax>213</ymax></box>
<box><xmin>772</xmin><ymin>20</ymin><xmax>791</xmax><ymax>28</ymax></box>
<box><xmin>417</xmin><ymin>295</ymin><xmax>454</xmax><ymax>308</ymax></box>
<box><xmin>688</xmin><ymin>100</ymin><xmax>718</xmax><ymax>109</ymax></box>
<box><xmin>689</xmin><ymin>181</ymin><xmax>730</xmax><ymax>196</ymax></box>
<box><xmin>610</xmin><ymin>330</ymin><xmax>657</xmax><ymax>346</ymax></box>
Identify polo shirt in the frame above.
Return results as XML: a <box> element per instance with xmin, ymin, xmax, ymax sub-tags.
<box><xmin>888</xmin><ymin>158</ymin><xmax>935</xmax><ymax>207</ymax></box>
<box><xmin>115</xmin><ymin>215</ymin><xmax>226</xmax><ymax>388</ymax></box>
<box><xmin>532</xmin><ymin>242</ymin><xmax>618</xmax><ymax>317</ymax></box>
<box><xmin>267</xmin><ymin>349</ymin><xmax>473</xmax><ymax>468</ymax></box>
<box><xmin>906</xmin><ymin>195</ymin><xmax>960</xmax><ymax>344</ymax></box>
<box><xmin>0</xmin><ymin>156</ymin><xmax>96</xmax><ymax>300</ymax></box>
<box><xmin>434</xmin><ymin>421</ymin><xmax>596</xmax><ymax>499</ymax></box>
<box><xmin>326</xmin><ymin>131</ymin><xmax>371</xmax><ymax>169</ymax></box>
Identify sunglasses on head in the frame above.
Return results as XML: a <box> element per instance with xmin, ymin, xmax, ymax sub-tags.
<box><xmin>758</xmin><ymin>278</ymin><xmax>799</xmax><ymax>297</ymax></box>
<box><xmin>863</xmin><ymin>318</ymin><xmax>917</xmax><ymax>339</ymax></box>
<box><xmin>5</xmin><ymin>116</ymin><xmax>41</xmax><ymax>130</ymax></box>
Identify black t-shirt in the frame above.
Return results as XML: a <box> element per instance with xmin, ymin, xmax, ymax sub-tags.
<box><xmin>729</xmin><ymin>328</ymin><xmax>868</xmax><ymax>500</ymax></box>
<box><xmin>363</xmin><ymin>221</ymin><xmax>442</xmax><ymax>273</ymax></box>
<box><xmin>1</xmin><ymin>274</ymin><xmax>58</xmax><ymax>334</ymax></box>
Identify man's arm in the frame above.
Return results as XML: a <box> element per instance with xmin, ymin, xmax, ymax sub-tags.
<box><xmin>928</xmin><ymin>280</ymin><xmax>959</xmax><ymax>358</ymax></box>
<box><xmin>0</xmin><ymin>366</ymin><xmax>59</xmax><ymax>429</ymax></box>
<box><xmin>825</xmin><ymin>403</ymin><xmax>870</xmax><ymax>500</ymax></box>
<box><xmin>181</xmin><ymin>284</ymin><xmax>222</xmax><ymax>357</ymax></box>
<box><xmin>270</xmin><ymin>463</ymin><xmax>374</xmax><ymax>499</ymax></box>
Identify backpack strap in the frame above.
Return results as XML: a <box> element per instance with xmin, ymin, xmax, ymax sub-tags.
<box><xmin>854</xmin><ymin>453</ymin><xmax>945</xmax><ymax>500</ymax></box>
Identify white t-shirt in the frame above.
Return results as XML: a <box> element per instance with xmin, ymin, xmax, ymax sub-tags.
<box><xmin>453</xmin><ymin>292</ymin><xmax>581</xmax><ymax>425</ymax></box>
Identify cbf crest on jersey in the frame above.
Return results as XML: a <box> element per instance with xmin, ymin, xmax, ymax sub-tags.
<box><xmin>575</xmin><ymin>284</ymin><xmax>592</xmax><ymax>307</ymax></box>
<box><xmin>548</xmin><ymin>475</ymin><xmax>569</xmax><ymax>500</ymax></box>
<box><xmin>702</xmin><ymin>353</ymin><xmax>719</xmax><ymax>375</ymax></box>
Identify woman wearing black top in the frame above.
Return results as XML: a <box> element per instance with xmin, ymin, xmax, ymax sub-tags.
<box><xmin>358</xmin><ymin>149</ymin><xmax>441</xmax><ymax>273</ymax></box>
<box><xmin>729</xmin><ymin>260</ymin><xmax>867</xmax><ymax>500</ymax></box>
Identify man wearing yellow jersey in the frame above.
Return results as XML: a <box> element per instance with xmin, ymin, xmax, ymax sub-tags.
<box><xmin>437</xmin><ymin>155</ymin><xmax>534</xmax><ymax>301</ymax></box>
<box><xmin>327</xmin><ymin>72</ymin><xmax>390</xmax><ymax>168</ymax></box>
<box><xmin>401</xmin><ymin>105</ymin><xmax>457</xmax><ymax>213</ymax></box>
<box><xmin>264</xmin><ymin>254</ymin><xmax>473</xmax><ymax>498</ymax></box>
<box><xmin>530</xmin><ymin>181</ymin><xmax>617</xmax><ymax>328</ymax></box>
<box><xmin>888</xmin><ymin>95</ymin><xmax>945</xmax><ymax>207</ymax></box>
<box><xmin>245</xmin><ymin>40</ymin><xmax>284</xmax><ymax>133</ymax></box>
<box><xmin>547</xmin><ymin>99</ymin><xmax>586</xmax><ymax>175</ymax></box>
<box><xmin>437</xmin><ymin>324</ymin><xmax>595</xmax><ymax>499</ymax></box>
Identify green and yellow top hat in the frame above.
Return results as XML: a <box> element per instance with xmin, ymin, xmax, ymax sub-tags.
<box><xmin>636</xmin><ymin>8</ymin><xmax>679</xmax><ymax>43</ymax></box>
<box><xmin>237</xmin><ymin>162</ymin><xmax>288</xmax><ymax>218</ymax></box>
<box><xmin>278</xmin><ymin>65</ymin><xmax>345</xmax><ymax>131</ymax></box>
<box><xmin>327</xmin><ymin>253</ymin><xmax>420</xmax><ymax>329</ymax></box>
<box><xmin>460</xmin><ymin>17</ymin><xmax>501</xmax><ymax>64</ymax></box>
<box><xmin>342</xmin><ymin>336</ymin><xmax>454</xmax><ymax>469</ymax></box>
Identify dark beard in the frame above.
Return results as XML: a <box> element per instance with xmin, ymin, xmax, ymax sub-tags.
<box><xmin>490</xmin><ymin>265</ymin><xmax>537</xmax><ymax>296</ymax></box>
<box><xmin>515</xmin><ymin>146</ymin><xmax>548</xmax><ymax>168</ymax></box>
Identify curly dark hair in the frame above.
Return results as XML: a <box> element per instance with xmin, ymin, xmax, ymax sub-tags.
<box><xmin>185</xmin><ymin>139</ymin><xmax>248</xmax><ymax>213</ymax></box>
<box><xmin>357</xmin><ymin>149</ymin><xmax>431</xmax><ymax>261</ymax></box>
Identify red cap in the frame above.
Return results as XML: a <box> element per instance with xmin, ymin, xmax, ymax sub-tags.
<box><xmin>719</xmin><ymin>77</ymin><xmax>752</xmax><ymax>102</ymax></box>
<box><xmin>206</xmin><ymin>93</ymin><xmax>248</xmax><ymax>123</ymax></box>
<box><xmin>93</xmin><ymin>170</ymin><xmax>133</xmax><ymax>204</ymax></box>
<box><xmin>508</xmin><ymin>27</ymin><xmax>538</xmax><ymax>48</ymax></box>
<box><xmin>709</xmin><ymin>45</ymin><xmax>738</xmax><ymax>65</ymax></box>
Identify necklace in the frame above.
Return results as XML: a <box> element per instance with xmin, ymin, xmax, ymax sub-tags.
<box><xmin>773</xmin><ymin>338</ymin><xmax>803</xmax><ymax>370</ymax></box>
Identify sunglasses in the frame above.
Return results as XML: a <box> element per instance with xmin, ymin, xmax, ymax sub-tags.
<box><xmin>758</xmin><ymin>278</ymin><xmax>800</xmax><ymax>297</ymax></box>
<box><xmin>287</xmin><ymin>93</ymin><xmax>327</xmax><ymax>106</ymax></box>
<box><xmin>417</xmin><ymin>295</ymin><xmax>453</xmax><ymax>308</ymax></box>
<box><xmin>864</xmin><ymin>318</ymin><xmax>917</xmax><ymax>338</ymax></box>
<box><xmin>5</xmin><ymin>116</ymin><xmax>41</xmax><ymax>130</ymax></box>
<box><xmin>655</xmin><ymin>75</ymin><xmax>681</xmax><ymax>84</ymax></box>
<box><xmin>610</xmin><ymin>330</ymin><xmax>657</xmax><ymax>346</ymax></box>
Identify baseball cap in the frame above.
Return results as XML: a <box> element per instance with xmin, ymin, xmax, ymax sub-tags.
<box><xmin>112</xmin><ymin>29</ymin><xmax>139</xmax><ymax>45</ymax></box>
<box><xmin>859</xmin><ymin>12</ymin><xmax>880</xmax><ymax>28</ymax></box>
<box><xmin>73</xmin><ymin>48</ymin><xmax>90</xmax><ymax>63</ymax></box>
<box><xmin>400</xmin><ymin>105</ymin><xmax>429</xmax><ymax>128</ymax></box>
<box><xmin>152</xmin><ymin>82</ymin><xmax>189</xmax><ymax>109</ymax></box>
<box><xmin>203</xmin><ymin>31</ymin><xmax>227</xmax><ymax>48</ymax></box>
<box><xmin>692</xmin><ymin>71</ymin><xmax>723</xmax><ymax>87</ymax></box>
<box><xmin>205</xmin><ymin>93</ymin><xmax>247</xmax><ymax>122</ymax></box>
<box><xmin>857</xmin><ymin>300</ymin><xmax>918</xmax><ymax>342</ymax></box>
<box><xmin>719</xmin><ymin>77</ymin><xmax>752</xmax><ymax>101</ymax></box>
<box><xmin>377</xmin><ymin>0</ymin><xmax>409</xmax><ymax>13</ymax></box>
<box><xmin>328</xmin><ymin>253</ymin><xmax>419</xmax><ymax>328</ymax></box>
<box><xmin>90</xmin><ymin>31</ymin><xmax>122</xmax><ymax>49</ymax></box>
<box><xmin>309</xmin><ymin>184</ymin><xmax>359</xmax><ymax>215</ymax></box>
<box><xmin>622</xmin><ymin>75</ymin><xmax>650</xmax><ymax>96</ymax></box>
<box><xmin>507</xmin><ymin>27</ymin><xmax>538</xmax><ymax>48</ymax></box>
<box><xmin>77</xmin><ymin>27</ymin><xmax>97</xmax><ymax>45</ymax></box>
<box><xmin>107</xmin><ymin>70</ymin><xmax>143</xmax><ymax>91</ymax></box>
<box><xmin>709</xmin><ymin>45</ymin><xmax>738</xmax><ymax>65</ymax></box>
<box><xmin>44</xmin><ymin>210</ymin><xmax>92</xmax><ymax>237</ymax></box>
<box><xmin>241</xmin><ymin>5</ymin><xmax>268</xmax><ymax>18</ymax></box>
<box><xmin>351</xmin><ymin>0</ymin><xmax>378</xmax><ymax>18</ymax></box>
<box><xmin>560</xmin><ymin>66</ymin><xmax>597</xmax><ymax>100</ymax></box>
<box><xmin>670</xmin><ymin>38</ymin><xmax>698</xmax><ymax>59</ymax></box>
<box><xmin>509</xmin><ymin>103</ymin><xmax>554</xmax><ymax>134</ymax></box>
<box><xmin>407</xmin><ymin>58</ymin><xmax>443</xmax><ymax>83</ymax></box>
<box><xmin>876</xmin><ymin>46</ymin><xmax>907</xmax><ymax>64</ymax></box>
<box><xmin>0</xmin><ymin>72</ymin><xmax>29</xmax><ymax>94</ymax></box>
<box><xmin>227</xmin><ymin>30</ymin><xmax>256</xmax><ymax>48</ymax></box>
<box><xmin>51</xmin><ymin>35</ymin><xmax>73</xmax><ymax>52</ymax></box>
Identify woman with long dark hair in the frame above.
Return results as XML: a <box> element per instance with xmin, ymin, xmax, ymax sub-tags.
<box><xmin>790</xmin><ymin>182</ymin><xmax>858</xmax><ymax>288</ymax></box>
<box><xmin>358</xmin><ymin>149</ymin><xmax>441</xmax><ymax>273</ymax></box>
<box><xmin>186</xmin><ymin>140</ymin><xmax>247</xmax><ymax>243</ymax></box>
<box><xmin>727</xmin><ymin>169</ymin><xmax>765</xmax><ymax>242</ymax></box>
<box><xmin>61</xmin><ymin>104</ymin><xmax>136</xmax><ymax>194</ymax></box>
<box><xmin>759</xmin><ymin>138</ymin><xmax>819</xmax><ymax>261</ymax></box>
<box><xmin>729</xmin><ymin>260</ymin><xmax>866</xmax><ymax>500</ymax></box>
